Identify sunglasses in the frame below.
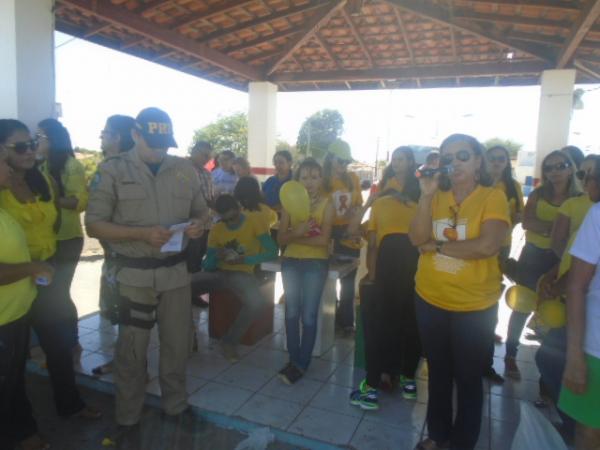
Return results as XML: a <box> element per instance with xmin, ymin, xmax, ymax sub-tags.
<box><xmin>487</xmin><ymin>155</ymin><xmax>507</xmax><ymax>164</ymax></box>
<box><xmin>5</xmin><ymin>140</ymin><xmax>38</xmax><ymax>154</ymax></box>
<box><xmin>543</xmin><ymin>162</ymin><xmax>571</xmax><ymax>173</ymax></box>
<box><xmin>440</xmin><ymin>149</ymin><xmax>471</xmax><ymax>166</ymax></box>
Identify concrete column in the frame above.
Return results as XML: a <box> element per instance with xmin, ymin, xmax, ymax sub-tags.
<box><xmin>248</xmin><ymin>81</ymin><xmax>277</xmax><ymax>180</ymax></box>
<box><xmin>0</xmin><ymin>0</ymin><xmax>56</xmax><ymax>129</ymax></box>
<box><xmin>534</xmin><ymin>69</ymin><xmax>576</xmax><ymax>179</ymax></box>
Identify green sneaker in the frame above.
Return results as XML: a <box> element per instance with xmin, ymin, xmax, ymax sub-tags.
<box><xmin>400</xmin><ymin>375</ymin><xmax>417</xmax><ymax>400</ymax></box>
<box><xmin>349</xmin><ymin>379</ymin><xmax>379</xmax><ymax>410</ymax></box>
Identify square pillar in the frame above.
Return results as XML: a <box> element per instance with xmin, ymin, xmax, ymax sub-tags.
<box><xmin>248</xmin><ymin>81</ymin><xmax>277</xmax><ymax>180</ymax></box>
<box><xmin>0</xmin><ymin>0</ymin><xmax>56</xmax><ymax>129</ymax></box>
<box><xmin>534</xmin><ymin>69</ymin><xmax>576</xmax><ymax>179</ymax></box>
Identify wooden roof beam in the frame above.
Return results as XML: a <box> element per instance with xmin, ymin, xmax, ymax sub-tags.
<box><xmin>266</xmin><ymin>1</ymin><xmax>348</xmax><ymax>75</ymax></box>
<box><xmin>313</xmin><ymin>34</ymin><xmax>339</xmax><ymax>68</ymax></box>
<box><xmin>383</xmin><ymin>0</ymin><xmax>556</xmax><ymax>62</ymax></box>
<box><xmin>173</xmin><ymin>0</ymin><xmax>255</xmax><ymax>30</ymax></box>
<box><xmin>60</xmin><ymin>0</ymin><xmax>262</xmax><ymax>80</ymax></box>
<box><xmin>454</xmin><ymin>10</ymin><xmax>571</xmax><ymax>29</ymax></box>
<box><xmin>270</xmin><ymin>60</ymin><xmax>551</xmax><ymax>82</ymax></box>
<box><xmin>392</xmin><ymin>7</ymin><xmax>415</xmax><ymax>64</ymax></box>
<box><xmin>574</xmin><ymin>58</ymin><xmax>600</xmax><ymax>78</ymax></box>
<box><xmin>223</xmin><ymin>28</ymin><xmax>301</xmax><ymax>54</ymax></box>
<box><xmin>557</xmin><ymin>0</ymin><xmax>600</xmax><ymax>68</ymax></box>
<box><xmin>136</xmin><ymin>1</ymin><xmax>173</xmax><ymax>16</ymax></box>
<box><xmin>198</xmin><ymin>2</ymin><xmax>327</xmax><ymax>43</ymax></box>
<box><xmin>341</xmin><ymin>7</ymin><xmax>373</xmax><ymax>67</ymax></box>
<box><xmin>464</xmin><ymin>0</ymin><xmax>579</xmax><ymax>11</ymax></box>
<box><xmin>83</xmin><ymin>22</ymin><xmax>111</xmax><ymax>38</ymax></box>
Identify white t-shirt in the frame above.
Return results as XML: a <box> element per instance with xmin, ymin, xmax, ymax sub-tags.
<box><xmin>570</xmin><ymin>202</ymin><xmax>600</xmax><ymax>359</ymax></box>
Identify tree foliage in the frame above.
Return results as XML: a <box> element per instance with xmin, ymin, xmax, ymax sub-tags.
<box><xmin>74</xmin><ymin>148</ymin><xmax>103</xmax><ymax>182</ymax></box>
<box><xmin>191</xmin><ymin>112</ymin><xmax>248</xmax><ymax>157</ymax></box>
<box><xmin>483</xmin><ymin>138</ymin><xmax>523</xmax><ymax>160</ymax></box>
<box><xmin>296</xmin><ymin>109</ymin><xmax>344</xmax><ymax>160</ymax></box>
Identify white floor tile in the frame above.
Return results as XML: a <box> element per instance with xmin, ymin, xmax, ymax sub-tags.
<box><xmin>218</xmin><ymin>364</ymin><xmax>275</xmax><ymax>391</ymax></box>
<box><xmin>186</xmin><ymin>353</ymin><xmax>231</xmax><ymax>379</ymax></box>
<box><xmin>287</xmin><ymin>406</ymin><xmax>361</xmax><ymax>445</ymax></box>
<box><xmin>350</xmin><ymin>419</ymin><xmax>421</xmax><ymax>450</ymax></box>
<box><xmin>188</xmin><ymin>382</ymin><xmax>253</xmax><ymax>415</ymax></box>
<box><xmin>303</xmin><ymin>358</ymin><xmax>338</xmax><ymax>382</ymax></box>
<box><xmin>239</xmin><ymin>347</ymin><xmax>289</xmax><ymax>371</ymax></box>
<box><xmin>308</xmin><ymin>383</ymin><xmax>364</xmax><ymax>418</ymax></box>
<box><xmin>235</xmin><ymin>394</ymin><xmax>303</xmax><ymax>429</ymax></box>
<box><xmin>328</xmin><ymin>364</ymin><xmax>366</xmax><ymax>388</ymax></box>
<box><xmin>259</xmin><ymin>376</ymin><xmax>323</xmax><ymax>405</ymax></box>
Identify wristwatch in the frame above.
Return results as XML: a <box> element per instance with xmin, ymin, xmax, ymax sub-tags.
<box><xmin>435</xmin><ymin>241</ymin><xmax>444</xmax><ymax>254</ymax></box>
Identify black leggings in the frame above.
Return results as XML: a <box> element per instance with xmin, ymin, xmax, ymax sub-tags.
<box><xmin>362</xmin><ymin>234</ymin><xmax>421</xmax><ymax>388</ymax></box>
<box><xmin>54</xmin><ymin>237</ymin><xmax>83</xmax><ymax>347</ymax></box>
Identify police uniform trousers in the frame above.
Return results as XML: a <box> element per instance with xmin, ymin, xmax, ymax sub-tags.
<box><xmin>114</xmin><ymin>283</ymin><xmax>191</xmax><ymax>425</ymax></box>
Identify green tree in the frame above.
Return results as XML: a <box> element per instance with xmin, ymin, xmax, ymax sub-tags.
<box><xmin>74</xmin><ymin>147</ymin><xmax>103</xmax><ymax>182</ymax></box>
<box><xmin>191</xmin><ymin>112</ymin><xmax>248</xmax><ymax>157</ymax></box>
<box><xmin>296</xmin><ymin>109</ymin><xmax>344</xmax><ymax>160</ymax></box>
<box><xmin>483</xmin><ymin>138</ymin><xmax>522</xmax><ymax>160</ymax></box>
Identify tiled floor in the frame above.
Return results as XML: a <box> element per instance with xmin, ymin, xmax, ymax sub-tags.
<box><xmin>29</xmin><ymin>302</ymin><xmax>564</xmax><ymax>450</ymax></box>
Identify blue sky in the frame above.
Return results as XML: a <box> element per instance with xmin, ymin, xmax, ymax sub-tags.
<box><xmin>54</xmin><ymin>32</ymin><xmax>600</xmax><ymax>163</ymax></box>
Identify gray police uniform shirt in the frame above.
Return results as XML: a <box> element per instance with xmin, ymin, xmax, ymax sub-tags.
<box><xmin>85</xmin><ymin>150</ymin><xmax>208</xmax><ymax>291</ymax></box>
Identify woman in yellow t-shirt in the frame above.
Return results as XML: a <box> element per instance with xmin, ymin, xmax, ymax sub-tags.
<box><xmin>0</xmin><ymin>119</ymin><xmax>98</xmax><ymax>420</ymax></box>
<box><xmin>409</xmin><ymin>134</ymin><xmax>509</xmax><ymax>450</ymax></box>
<box><xmin>505</xmin><ymin>150</ymin><xmax>580</xmax><ymax>379</ymax></box>
<box><xmin>349</xmin><ymin>146</ymin><xmax>421</xmax><ymax>411</ymax></box>
<box><xmin>37</xmin><ymin>119</ymin><xmax>87</xmax><ymax>355</ymax></box>
<box><xmin>277</xmin><ymin>158</ymin><xmax>334</xmax><ymax>384</ymax></box>
<box><xmin>0</xmin><ymin>128</ymin><xmax>56</xmax><ymax>450</ymax></box>
<box><xmin>323</xmin><ymin>140</ymin><xmax>363</xmax><ymax>332</ymax></box>
<box><xmin>234</xmin><ymin>176</ymin><xmax>278</xmax><ymax>234</ymax></box>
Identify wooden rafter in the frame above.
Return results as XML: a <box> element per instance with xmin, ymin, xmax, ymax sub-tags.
<box><xmin>120</xmin><ymin>36</ymin><xmax>146</xmax><ymax>50</ymax></box>
<box><xmin>509</xmin><ymin>30</ymin><xmax>600</xmax><ymax>50</ymax></box>
<box><xmin>454</xmin><ymin>10</ymin><xmax>571</xmax><ymax>29</ymax></box>
<box><xmin>83</xmin><ymin>23</ymin><xmax>111</xmax><ymax>38</ymax></box>
<box><xmin>557</xmin><ymin>0</ymin><xmax>600</xmax><ymax>68</ymax></box>
<box><xmin>392</xmin><ymin>7</ymin><xmax>415</xmax><ymax>64</ymax></box>
<box><xmin>313</xmin><ymin>34</ymin><xmax>339</xmax><ymax>67</ymax></box>
<box><xmin>270</xmin><ymin>60</ymin><xmax>551</xmax><ymax>82</ymax></box>
<box><xmin>60</xmin><ymin>0</ymin><xmax>262</xmax><ymax>80</ymax></box>
<box><xmin>136</xmin><ymin>0</ymin><xmax>173</xmax><ymax>15</ymax></box>
<box><xmin>464</xmin><ymin>0</ymin><xmax>579</xmax><ymax>11</ymax></box>
<box><xmin>198</xmin><ymin>2</ymin><xmax>327</xmax><ymax>44</ymax></box>
<box><xmin>574</xmin><ymin>58</ymin><xmax>600</xmax><ymax>78</ymax></box>
<box><xmin>341</xmin><ymin>7</ymin><xmax>373</xmax><ymax>67</ymax></box>
<box><xmin>383</xmin><ymin>0</ymin><xmax>555</xmax><ymax>61</ymax></box>
<box><xmin>173</xmin><ymin>0</ymin><xmax>255</xmax><ymax>30</ymax></box>
<box><xmin>266</xmin><ymin>1</ymin><xmax>348</xmax><ymax>75</ymax></box>
<box><xmin>223</xmin><ymin>28</ymin><xmax>301</xmax><ymax>54</ymax></box>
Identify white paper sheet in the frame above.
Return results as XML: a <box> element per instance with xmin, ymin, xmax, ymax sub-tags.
<box><xmin>160</xmin><ymin>222</ymin><xmax>191</xmax><ymax>253</ymax></box>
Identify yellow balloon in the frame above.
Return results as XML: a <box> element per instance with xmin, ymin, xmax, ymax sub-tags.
<box><xmin>538</xmin><ymin>300</ymin><xmax>566</xmax><ymax>328</ymax></box>
<box><xmin>505</xmin><ymin>285</ymin><xmax>538</xmax><ymax>313</ymax></box>
<box><xmin>280</xmin><ymin>181</ymin><xmax>310</xmax><ymax>222</ymax></box>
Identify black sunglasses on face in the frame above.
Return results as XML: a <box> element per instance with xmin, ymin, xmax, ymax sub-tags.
<box><xmin>488</xmin><ymin>155</ymin><xmax>507</xmax><ymax>164</ymax></box>
<box><xmin>543</xmin><ymin>162</ymin><xmax>571</xmax><ymax>173</ymax></box>
<box><xmin>440</xmin><ymin>149</ymin><xmax>471</xmax><ymax>166</ymax></box>
<box><xmin>5</xmin><ymin>140</ymin><xmax>38</xmax><ymax>154</ymax></box>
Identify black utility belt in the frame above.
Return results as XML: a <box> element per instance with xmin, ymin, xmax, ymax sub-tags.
<box><xmin>112</xmin><ymin>252</ymin><xmax>187</xmax><ymax>270</ymax></box>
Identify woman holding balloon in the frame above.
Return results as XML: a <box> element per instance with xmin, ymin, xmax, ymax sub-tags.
<box><xmin>277</xmin><ymin>158</ymin><xmax>334</xmax><ymax>384</ymax></box>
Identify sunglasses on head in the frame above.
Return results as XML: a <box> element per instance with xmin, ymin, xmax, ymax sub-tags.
<box><xmin>543</xmin><ymin>162</ymin><xmax>571</xmax><ymax>173</ymax></box>
<box><xmin>488</xmin><ymin>155</ymin><xmax>507</xmax><ymax>164</ymax></box>
<box><xmin>5</xmin><ymin>140</ymin><xmax>38</xmax><ymax>154</ymax></box>
<box><xmin>440</xmin><ymin>149</ymin><xmax>471</xmax><ymax>166</ymax></box>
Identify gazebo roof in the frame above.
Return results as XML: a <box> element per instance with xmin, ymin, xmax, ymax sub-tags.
<box><xmin>55</xmin><ymin>0</ymin><xmax>600</xmax><ymax>91</ymax></box>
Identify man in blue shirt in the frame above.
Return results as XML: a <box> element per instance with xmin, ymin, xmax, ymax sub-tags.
<box><xmin>262</xmin><ymin>150</ymin><xmax>293</xmax><ymax>210</ymax></box>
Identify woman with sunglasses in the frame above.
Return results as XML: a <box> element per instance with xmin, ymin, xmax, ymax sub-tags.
<box><xmin>504</xmin><ymin>150</ymin><xmax>581</xmax><ymax>379</ymax></box>
<box><xmin>409</xmin><ymin>134</ymin><xmax>509</xmax><ymax>450</ymax></box>
<box><xmin>0</xmin><ymin>119</ymin><xmax>99</xmax><ymax>422</ymax></box>
<box><xmin>559</xmin><ymin>158</ymin><xmax>600</xmax><ymax>450</ymax></box>
<box><xmin>350</xmin><ymin>146</ymin><xmax>421</xmax><ymax>410</ymax></box>
<box><xmin>323</xmin><ymin>140</ymin><xmax>363</xmax><ymax>334</ymax></box>
<box><xmin>37</xmin><ymin>119</ymin><xmax>88</xmax><ymax>361</ymax></box>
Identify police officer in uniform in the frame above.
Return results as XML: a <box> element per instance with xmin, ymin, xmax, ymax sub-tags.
<box><xmin>86</xmin><ymin>107</ymin><xmax>207</xmax><ymax>426</ymax></box>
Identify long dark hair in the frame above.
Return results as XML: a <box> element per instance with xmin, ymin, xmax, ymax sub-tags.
<box><xmin>380</xmin><ymin>146</ymin><xmax>420</xmax><ymax>202</ymax></box>
<box><xmin>486</xmin><ymin>145</ymin><xmax>521</xmax><ymax>213</ymax></box>
<box><xmin>323</xmin><ymin>152</ymin><xmax>353</xmax><ymax>193</ymax></box>
<box><xmin>106</xmin><ymin>115</ymin><xmax>135</xmax><ymax>153</ymax></box>
<box><xmin>38</xmin><ymin>118</ymin><xmax>74</xmax><ymax>197</ymax></box>
<box><xmin>534</xmin><ymin>150</ymin><xmax>580</xmax><ymax>201</ymax></box>
<box><xmin>234</xmin><ymin>176</ymin><xmax>264</xmax><ymax>211</ymax></box>
<box><xmin>0</xmin><ymin>119</ymin><xmax>51</xmax><ymax>202</ymax></box>
<box><xmin>438</xmin><ymin>134</ymin><xmax>493</xmax><ymax>192</ymax></box>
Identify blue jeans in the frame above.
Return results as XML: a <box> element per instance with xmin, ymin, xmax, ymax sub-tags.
<box><xmin>282</xmin><ymin>258</ymin><xmax>329</xmax><ymax>370</ymax></box>
<box><xmin>416</xmin><ymin>295</ymin><xmax>497</xmax><ymax>450</ymax></box>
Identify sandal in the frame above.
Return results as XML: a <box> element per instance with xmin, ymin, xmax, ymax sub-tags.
<box><xmin>19</xmin><ymin>434</ymin><xmax>50</xmax><ymax>450</ymax></box>
<box><xmin>72</xmin><ymin>405</ymin><xmax>102</xmax><ymax>420</ymax></box>
<box><xmin>415</xmin><ymin>438</ymin><xmax>450</xmax><ymax>450</ymax></box>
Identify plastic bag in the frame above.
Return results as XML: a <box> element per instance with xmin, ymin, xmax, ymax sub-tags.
<box><xmin>234</xmin><ymin>427</ymin><xmax>275</xmax><ymax>450</ymax></box>
<box><xmin>510</xmin><ymin>402</ymin><xmax>567</xmax><ymax>450</ymax></box>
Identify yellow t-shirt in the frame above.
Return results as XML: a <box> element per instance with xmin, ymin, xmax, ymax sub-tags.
<box><xmin>0</xmin><ymin>209</ymin><xmax>37</xmax><ymax>326</ymax></box>
<box><xmin>415</xmin><ymin>186</ymin><xmax>510</xmax><ymax>312</ymax></box>
<box><xmin>495</xmin><ymin>180</ymin><xmax>524</xmax><ymax>247</ymax></box>
<box><xmin>0</xmin><ymin>189</ymin><xmax>58</xmax><ymax>261</ymax></box>
<box><xmin>57</xmin><ymin>157</ymin><xmax>88</xmax><ymax>241</ymax></box>
<box><xmin>208</xmin><ymin>214</ymin><xmax>264</xmax><ymax>273</ymax></box>
<box><xmin>558</xmin><ymin>195</ymin><xmax>594</xmax><ymax>277</ymax></box>
<box><xmin>526</xmin><ymin>195</ymin><xmax>562</xmax><ymax>250</ymax></box>
<box><xmin>368</xmin><ymin>195</ymin><xmax>417</xmax><ymax>247</ymax></box>
<box><xmin>378</xmin><ymin>177</ymin><xmax>403</xmax><ymax>193</ymax></box>
<box><xmin>284</xmin><ymin>197</ymin><xmax>331</xmax><ymax>260</ymax></box>
<box><xmin>245</xmin><ymin>203</ymin><xmax>277</xmax><ymax>235</ymax></box>
<box><xmin>327</xmin><ymin>172</ymin><xmax>363</xmax><ymax>227</ymax></box>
